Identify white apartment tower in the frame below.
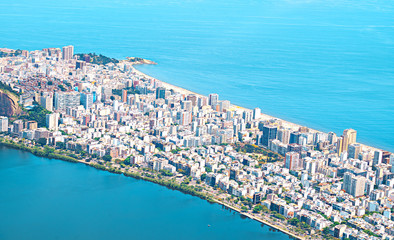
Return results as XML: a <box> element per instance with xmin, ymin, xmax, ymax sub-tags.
<box><xmin>62</xmin><ymin>45</ymin><xmax>74</xmax><ymax>60</ymax></box>
<box><xmin>46</xmin><ymin>113</ymin><xmax>59</xmax><ymax>131</ymax></box>
<box><xmin>0</xmin><ymin>116</ymin><xmax>9</xmax><ymax>132</ymax></box>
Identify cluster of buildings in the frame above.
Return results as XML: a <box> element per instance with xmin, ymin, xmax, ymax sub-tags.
<box><xmin>0</xmin><ymin>46</ymin><xmax>393</xmax><ymax>239</ymax></box>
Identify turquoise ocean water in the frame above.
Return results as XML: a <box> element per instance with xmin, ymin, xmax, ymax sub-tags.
<box><xmin>0</xmin><ymin>0</ymin><xmax>393</xmax><ymax>151</ymax></box>
<box><xmin>0</xmin><ymin>1</ymin><xmax>393</xmax><ymax>238</ymax></box>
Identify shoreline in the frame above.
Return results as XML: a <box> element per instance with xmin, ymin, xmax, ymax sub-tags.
<box><xmin>131</xmin><ymin>64</ymin><xmax>383</xmax><ymax>153</ymax></box>
<box><xmin>0</xmin><ymin>138</ymin><xmax>305</xmax><ymax>239</ymax></box>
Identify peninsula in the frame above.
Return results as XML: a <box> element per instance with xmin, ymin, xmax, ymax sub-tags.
<box><xmin>0</xmin><ymin>45</ymin><xmax>393</xmax><ymax>240</ymax></box>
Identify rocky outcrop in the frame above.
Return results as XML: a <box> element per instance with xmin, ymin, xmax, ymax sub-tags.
<box><xmin>0</xmin><ymin>90</ymin><xmax>22</xmax><ymax>117</ymax></box>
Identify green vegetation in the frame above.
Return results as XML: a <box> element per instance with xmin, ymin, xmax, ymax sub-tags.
<box><xmin>363</xmin><ymin>229</ymin><xmax>380</xmax><ymax>237</ymax></box>
<box><xmin>0</xmin><ymin>81</ymin><xmax>21</xmax><ymax>96</ymax></box>
<box><xmin>122</xmin><ymin>171</ymin><xmax>215</xmax><ymax>203</ymax></box>
<box><xmin>112</xmin><ymin>88</ymin><xmax>140</xmax><ymax>96</ymax></box>
<box><xmin>159</xmin><ymin>169</ymin><xmax>173</xmax><ymax>176</ymax></box>
<box><xmin>170</xmin><ymin>147</ymin><xmax>182</xmax><ymax>154</ymax></box>
<box><xmin>0</xmin><ymin>49</ymin><xmax>22</xmax><ymax>58</ymax></box>
<box><xmin>20</xmin><ymin>104</ymin><xmax>51</xmax><ymax>127</ymax></box>
<box><xmin>253</xmin><ymin>204</ymin><xmax>263</xmax><ymax>213</ymax></box>
<box><xmin>102</xmin><ymin>155</ymin><xmax>112</xmax><ymax>162</ymax></box>
<box><xmin>273</xmin><ymin>212</ymin><xmax>286</xmax><ymax>221</ymax></box>
<box><xmin>0</xmin><ymin>138</ymin><xmax>78</xmax><ymax>163</ymax></box>
<box><xmin>74</xmin><ymin>53</ymin><xmax>119</xmax><ymax>65</ymax></box>
<box><xmin>233</xmin><ymin>143</ymin><xmax>283</xmax><ymax>162</ymax></box>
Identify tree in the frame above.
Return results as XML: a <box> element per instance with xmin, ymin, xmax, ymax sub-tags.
<box><xmin>56</xmin><ymin>142</ymin><xmax>65</xmax><ymax>149</ymax></box>
<box><xmin>253</xmin><ymin>204</ymin><xmax>263</xmax><ymax>213</ymax></box>
<box><xmin>288</xmin><ymin>217</ymin><xmax>300</xmax><ymax>226</ymax></box>
<box><xmin>44</xmin><ymin>145</ymin><xmax>54</xmax><ymax>153</ymax></box>
<box><xmin>37</xmin><ymin>138</ymin><xmax>47</xmax><ymax>146</ymax></box>
<box><xmin>124</xmin><ymin>156</ymin><xmax>131</xmax><ymax>165</ymax></box>
<box><xmin>102</xmin><ymin>155</ymin><xmax>112</xmax><ymax>162</ymax></box>
<box><xmin>201</xmin><ymin>173</ymin><xmax>207</xmax><ymax>181</ymax></box>
<box><xmin>241</xmin><ymin>206</ymin><xmax>248</xmax><ymax>212</ymax></box>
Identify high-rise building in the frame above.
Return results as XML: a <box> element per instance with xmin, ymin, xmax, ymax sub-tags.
<box><xmin>62</xmin><ymin>45</ymin><xmax>74</xmax><ymax>60</ymax></box>
<box><xmin>373</xmin><ymin>150</ymin><xmax>383</xmax><ymax>166</ymax></box>
<box><xmin>46</xmin><ymin>113</ymin><xmax>59</xmax><ymax>131</ymax></box>
<box><xmin>219</xmin><ymin>100</ymin><xmax>230</xmax><ymax>112</ymax></box>
<box><xmin>54</xmin><ymin>91</ymin><xmax>80</xmax><ymax>111</ymax></box>
<box><xmin>284</xmin><ymin>152</ymin><xmax>300</xmax><ymax>171</ymax></box>
<box><xmin>13</xmin><ymin>120</ymin><xmax>24</xmax><ymax>134</ymax></box>
<box><xmin>26</xmin><ymin>121</ymin><xmax>37</xmax><ymax>130</ymax></box>
<box><xmin>351</xmin><ymin>176</ymin><xmax>366</xmax><ymax>197</ymax></box>
<box><xmin>348</xmin><ymin>143</ymin><xmax>361</xmax><ymax>159</ymax></box>
<box><xmin>0</xmin><ymin>116</ymin><xmax>9</xmax><ymax>132</ymax></box>
<box><xmin>76</xmin><ymin>60</ymin><xmax>86</xmax><ymax>70</ymax></box>
<box><xmin>277</xmin><ymin>128</ymin><xmax>290</xmax><ymax>144</ymax></box>
<box><xmin>341</xmin><ymin>129</ymin><xmax>357</xmax><ymax>153</ymax></box>
<box><xmin>390</xmin><ymin>154</ymin><xmax>394</xmax><ymax>173</ymax></box>
<box><xmin>40</xmin><ymin>95</ymin><xmax>53</xmax><ymax>111</ymax></box>
<box><xmin>122</xmin><ymin>89</ymin><xmax>127</xmax><ymax>103</ymax></box>
<box><xmin>336</xmin><ymin>137</ymin><xmax>344</xmax><ymax>156</ymax></box>
<box><xmin>343</xmin><ymin>172</ymin><xmax>366</xmax><ymax>197</ymax></box>
<box><xmin>343</xmin><ymin>172</ymin><xmax>353</xmax><ymax>194</ymax></box>
<box><xmin>253</xmin><ymin>108</ymin><xmax>261</xmax><ymax>120</ymax></box>
<box><xmin>208</xmin><ymin>93</ymin><xmax>219</xmax><ymax>107</ymax></box>
<box><xmin>290</xmin><ymin>131</ymin><xmax>301</xmax><ymax>144</ymax></box>
<box><xmin>156</xmin><ymin>87</ymin><xmax>166</xmax><ymax>99</ymax></box>
<box><xmin>328</xmin><ymin>132</ymin><xmax>337</xmax><ymax>145</ymax></box>
<box><xmin>262</xmin><ymin>125</ymin><xmax>277</xmax><ymax>146</ymax></box>
<box><xmin>80</xmin><ymin>92</ymin><xmax>94</xmax><ymax>109</ymax></box>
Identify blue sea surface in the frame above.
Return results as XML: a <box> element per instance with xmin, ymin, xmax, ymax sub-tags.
<box><xmin>0</xmin><ymin>0</ymin><xmax>393</xmax><ymax>151</ymax></box>
<box><xmin>0</xmin><ymin>146</ymin><xmax>288</xmax><ymax>240</ymax></box>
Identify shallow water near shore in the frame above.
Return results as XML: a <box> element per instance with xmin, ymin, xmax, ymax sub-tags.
<box><xmin>0</xmin><ymin>146</ymin><xmax>290</xmax><ymax>240</ymax></box>
<box><xmin>1</xmin><ymin>0</ymin><xmax>393</xmax><ymax>151</ymax></box>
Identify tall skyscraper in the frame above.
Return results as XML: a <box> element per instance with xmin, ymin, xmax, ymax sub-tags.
<box><xmin>336</xmin><ymin>137</ymin><xmax>344</xmax><ymax>156</ymax></box>
<box><xmin>54</xmin><ymin>91</ymin><xmax>80</xmax><ymax>111</ymax></box>
<box><xmin>277</xmin><ymin>128</ymin><xmax>290</xmax><ymax>144</ymax></box>
<box><xmin>253</xmin><ymin>108</ymin><xmax>261</xmax><ymax>120</ymax></box>
<box><xmin>40</xmin><ymin>95</ymin><xmax>53</xmax><ymax>111</ymax></box>
<box><xmin>46</xmin><ymin>113</ymin><xmax>59</xmax><ymax>131</ymax></box>
<box><xmin>350</xmin><ymin>176</ymin><xmax>366</xmax><ymax>197</ymax></box>
<box><xmin>373</xmin><ymin>150</ymin><xmax>383</xmax><ymax>166</ymax></box>
<box><xmin>390</xmin><ymin>154</ymin><xmax>394</xmax><ymax>173</ymax></box>
<box><xmin>62</xmin><ymin>45</ymin><xmax>74</xmax><ymax>60</ymax></box>
<box><xmin>284</xmin><ymin>152</ymin><xmax>300</xmax><ymax>171</ymax></box>
<box><xmin>122</xmin><ymin>89</ymin><xmax>127</xmax><ymax>103</ymax></box>
<box><xmin>208</xmin><ymin>93</ymin><xmax>219</xmax><ymax>107</ymax></box>
<box><xmin>327</xmin><ymin>132</ymin><xmax>337</xmax><ymax>145</ymax></box>
<box><xmin>341</xmin><ymin>129</ymin><xmax>357</xmax><ymax>153</ymax></box>
<box><xmin>156</xmin><ymin>87</ymin><xmax>166</xmax><ymax>99</ymax></box>
<box><xmin>76</xmin><ymin>60</ymin><xmax>86</xmax><ymax>70</ymax></box>
<box><xmin>343</xmin><ymin>172</ymin><xmax>366</xmax><ymax>197</ymax></box>
<box><xmin>0</xmin><ymin>116</ymin><xmax>9</xmax><ymax>132</ymax></box>
<box><xmin>262</xmin><ymin>125</ymin><xmax>277</xmax><ymax>146</ymax></box>
<box><xmin>348</xmin><ymin>143</ymin><xmax>361</xmax><ymax>159</ymax></box>
<box><xmin>80</xmin><ymin>92</ymin><xmax>94</xmax><ymax>109</ymax></box>
<box><xmin>13</xmin><ymin>120</ymin><xmax>24</xmax><ymax>134</ymax></box>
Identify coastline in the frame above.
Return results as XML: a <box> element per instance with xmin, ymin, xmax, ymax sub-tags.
<box><xmin>0</xmin><ymin>138</ymin><xmax>305</xmax><ymax>239</ymax></box>
<box><xmin>131</xmin><ymin>65</ymin><xmax>382</xmax><ymax>153</ymax></box>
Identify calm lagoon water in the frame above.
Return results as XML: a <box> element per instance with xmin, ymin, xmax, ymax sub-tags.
<box><xmin>0</xmin><ymin>1</ymin><xmax>393</xmax><ymax>238</ymax></box>
<box><xmin>0</xmin><ymin>146</ymin><xmax>289</xmax><ymax>240</ymax></box>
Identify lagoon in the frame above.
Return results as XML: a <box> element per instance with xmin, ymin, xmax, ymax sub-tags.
<box><xmin>0</xmin><ymin>146</ymin><xmax>289</xmax><ymax>240</ymax></box>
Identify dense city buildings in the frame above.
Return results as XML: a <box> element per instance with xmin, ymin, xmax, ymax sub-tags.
<box><xmin>0</xmin><ymin>46</ymin><xmax>393</xmax><ymax>240</ymax></box>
